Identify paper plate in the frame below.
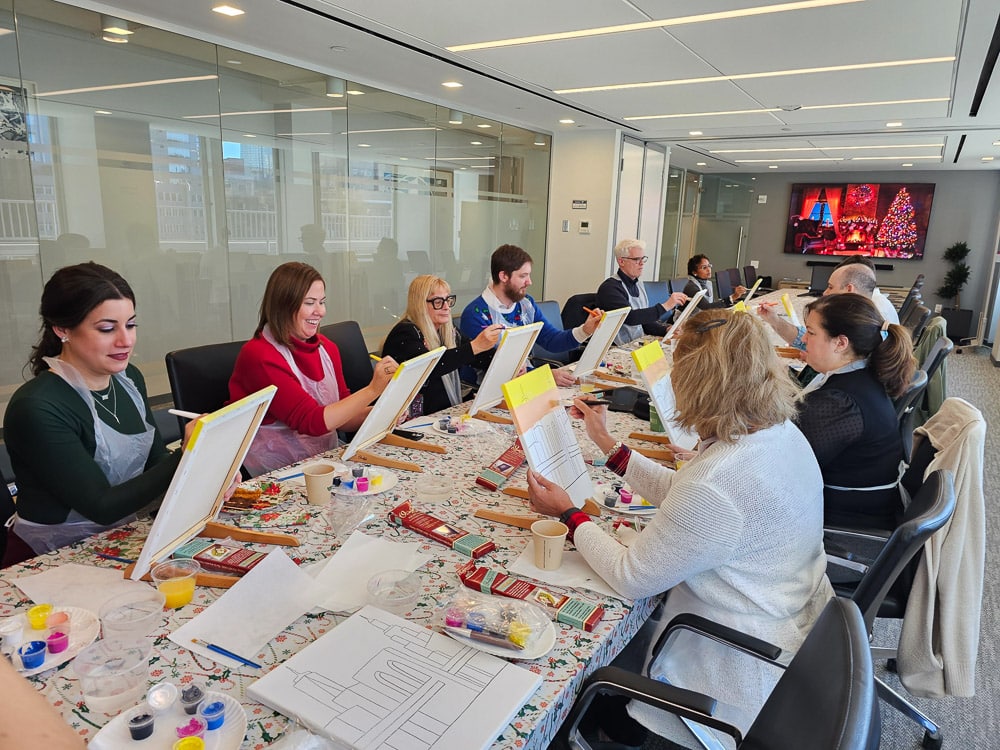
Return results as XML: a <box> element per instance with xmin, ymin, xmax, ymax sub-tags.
<box><xmin>429</xmin><ymin>418</ymin><xmax>492</xmax><ymax>437</ymax></box>
<box><xmin>330</xmin><ymin>468</ymin><xmax>399</xmax><ymax>496</ymax></box>
<box><xmin>89</xmin><ymin>689</ymin><xmax>247</xmax><ymax>750</ymax></box>
<box><xmin>444</xmin><ymin>617</ymin><xmax>555</xmax><ymax>661</ymax></box>
<box><xmin>16</xmin><ymin>606</ymin><xmax>100</xmax><ymax>677</ymax></box>
<box><xmin>594</xmin><ymin>483</ymin><xmax>657</xmax><ymax>516</ymax></box>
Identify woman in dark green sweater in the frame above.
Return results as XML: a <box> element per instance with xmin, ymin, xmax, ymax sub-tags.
<box><xmin>3</xmin><ymin>262</ymin><xmax>185</xmax><ymax>555</ymax></box>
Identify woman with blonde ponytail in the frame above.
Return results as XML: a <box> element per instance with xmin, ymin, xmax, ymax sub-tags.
<box><xmin>797</xmin><ymin>292</ymin><xmax>917</xmax><ymax>529</ymax></box>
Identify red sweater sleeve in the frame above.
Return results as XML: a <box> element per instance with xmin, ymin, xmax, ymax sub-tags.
<box><xmin>228</xmin><ymin>336</ymin><xmax>349</xmax><ymax>436</ymax></box>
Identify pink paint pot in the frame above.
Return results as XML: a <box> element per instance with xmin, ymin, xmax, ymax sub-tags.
<box><xmin>46</xmin><ymin>630</ymin><xmax>70</xmax><ymax>654</ymax></box>
<box><xmin>175</xmin><ymin>716</ymin><xmax>206</xmax><ymax>739</ymax></box>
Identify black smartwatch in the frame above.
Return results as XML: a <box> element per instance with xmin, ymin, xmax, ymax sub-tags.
<box><xmin>558</xmin><ymin>507</ymin><xmax>578</xmax><ymax>525</ymax></box>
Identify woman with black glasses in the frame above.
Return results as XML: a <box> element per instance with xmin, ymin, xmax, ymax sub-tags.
<box><xmin>382</xmin><ymin>275</ymin><xmax>502</xmax><ymax>416</ymax></box>
<box><xmin>683</xmin><ymin>254</ymin><xmax>746</xmax><ymax>309</ymax></box>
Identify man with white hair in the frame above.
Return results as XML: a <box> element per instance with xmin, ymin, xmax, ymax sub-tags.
<box><xmin>596</xmin><ymin>239</ymin><xmax>688</xmax><ymax>345</ymax></box>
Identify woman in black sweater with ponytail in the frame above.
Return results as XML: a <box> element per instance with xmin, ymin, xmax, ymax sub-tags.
<box><xmin>796</xmin><ymin>293</ymin><xmax>916</xmax><ymax>530</ymax></box>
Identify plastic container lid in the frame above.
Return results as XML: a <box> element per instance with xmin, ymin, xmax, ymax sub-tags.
<box><xmin>415</xmin><ymin>475</ymin><xmax>453</xmax><ymax>504</ymax></box>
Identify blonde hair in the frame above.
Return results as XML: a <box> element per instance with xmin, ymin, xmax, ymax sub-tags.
<box><xmin>614</xmin><ymin>238</ymin><xmax>645</xmax><ymax>258</ymax></box>
<box><xmin>672</xmin><ymin>310</ymin><xmax>797</xmax><ymax>442</ymax></box>
<box><xmin>402</xmin><ymin>275</ymin><xmax>456</xmax><ymax>350</ymax></box>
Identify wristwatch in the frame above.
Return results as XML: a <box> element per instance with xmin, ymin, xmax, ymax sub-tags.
<box><xmin>559</xmin><ymin>507</ymin><xmax>578</xmax><ymax>525</ymax></box>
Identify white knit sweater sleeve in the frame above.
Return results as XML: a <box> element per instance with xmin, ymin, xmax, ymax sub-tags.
<box><xmin>574</xmin><ymin>451</ymin><xmax>743</xmax><ymax>600</ymax></box>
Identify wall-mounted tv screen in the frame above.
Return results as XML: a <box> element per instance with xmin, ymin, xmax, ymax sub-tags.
<box><xmin>784</xmin><ymin>183</ymin><xmax>935</xmax><ymax>259</ymax></box>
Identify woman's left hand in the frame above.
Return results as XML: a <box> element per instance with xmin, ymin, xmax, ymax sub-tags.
<box><xmin>552</xmin><ymin>367</ymin><xmax>577</xmax><ymax>387</ymax></box>
<box><xmin>527</xmin><ymin>470</ymin><xmax>574</xmax><ymax>516</ymax></box>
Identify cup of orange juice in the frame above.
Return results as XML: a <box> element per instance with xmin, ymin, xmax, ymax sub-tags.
<box><xmin>151</xmin><ymin>559</ymin><xmax>201</xmax><ymax>609</ymax></box>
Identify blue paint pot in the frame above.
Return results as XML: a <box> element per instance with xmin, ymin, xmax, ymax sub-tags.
<box><xmin>18</xmin><ymin>640</ymin><xmax>46</xmax><ymax>670</ymax></box>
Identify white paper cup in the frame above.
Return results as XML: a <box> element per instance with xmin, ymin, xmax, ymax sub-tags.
<box><xmin>531</xmin><ymin>519</ymin><xmax>568</xmax><ymax>570</ymax></box>
<box><xmin>303</xmin><ymin>463</ymin><xmax>337</xmax><ymax>505</ymax></box>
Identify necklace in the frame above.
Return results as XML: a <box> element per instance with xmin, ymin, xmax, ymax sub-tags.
<box><xmin>92</xmin><ymin>379</ymin><xmax>119</xmax><ymax>424</ymax></box>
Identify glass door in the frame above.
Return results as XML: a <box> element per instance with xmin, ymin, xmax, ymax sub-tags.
<box><xmin>692</xmin><ymin>175</ymin><xmax>756</xmax><ymax>277</ymax></box>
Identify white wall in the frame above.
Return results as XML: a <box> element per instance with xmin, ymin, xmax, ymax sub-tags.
<box><xmin>543</xmin><ymin>129</ymin><xmax>620</xmax><ymax>304</ymax></box>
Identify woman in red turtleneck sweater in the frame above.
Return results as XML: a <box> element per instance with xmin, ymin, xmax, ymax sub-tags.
<box><xmin>229</xmin><ymin>262</ymin><xmax>398</xmax><ymax>476</ymax></box>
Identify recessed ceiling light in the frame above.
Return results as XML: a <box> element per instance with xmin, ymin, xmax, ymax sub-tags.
<box><xmin>212</xmin><ymin>5</ymin><xmax>245</xmax><ymax>17</ymax></box>
<box><xmin>689</xmin><ymin>131</ymin><xmax>703</xmax><ymax>136</ymax></box>
<box><xmin>399</xmin><ymin>157</ymin><xmax>408</xmax><ymax>161</ymax></box>
<box><xmin>993</xmin><ymin>141</ymin><xmax>1000</xmax><ymax>147</ymax></box>
<box><xmin>460</xmin><ymin>166</ymin><xmax>467</xmax><ymax>170</ymax></box>
<box><xmin>901</xmin><ymin>163</ymin><xmax>913</xmax><ymax>167</ymax></box>
<box><xmin>696</xmin><ymin>162</ymin><xmax>707</xmax><ymax>166</ymax></box>
<box><xmin>477</xmin><ymin>123</ymin><xmax>492</xmax><ymax>128</ymax></box>
<box><xmin>357</xmin><ymin>143</ymin><xmax>371</xmax><ymax>148</ymax></box>
<box><xmin>768</xmin><ymin>165</ymin><xmax>779</xmax><ymax>169</ymax></box>
<box><xmin>101</xmin><ymin>16</ymin><xmax>133</xmax><ymax>35</ymax></box>
<box><xmin>243</xmin><ymin>133</ymin><xmax>256</xmax><ymax>138</ymax></box>
<box><xmin>447</xmin><ymin>0</ymin><xmax>861</xmax><ymax>52</ymax></box>
<box><xmin>448</xmin><ymin>110</ymin><xmax>464</xmax><ymax>125</ymax></box>
<box><xmin>534</xmin><ymin>135</ymin><xmax>546</xmax><ymax>146</ymax></box>
<box><xmin>886</xmin><ymin>121</ymin><xmax>903</xmax><ymax>127</ymax></box>
<box><xmin>559</xmin><ymin>118</ymin><xmax>575</xmax><ymax>124</ymax></box>
<box><xmin>982</xmin><ymin>156</ymin><xmax>995</xmax><ymax>162</ymax></box>
<box><xmin>325</xmin><ymin>77</ymin><xmax>345</xmax><ymax>98</ymax></box>
<box><xmin>95</xmin><ymin>110</ymin><xmax>112</xmax><ymax>115</ymax></box>
<box><xmin>346</xmin><ymin>89</ymin><xmax>364</xmax><ymax>95</ymax></box>
<box><xmin>442</xmin><ymin>81</ymin><xmax>463</xmax><ymax>88</ymax></box>
<box><xmin>102</xmin><ymin>34</ymin><xmax>129</xmax><ymax>43</ymax></box>
<box><xmin>226</xmin><ymin>59</ymin><xmax>242</xmax><ymax>65</ymax></box>
<box><xmin>470</xmin><ymin>141</ymin><xmax>482</xmax><ymax>145</ymax></box>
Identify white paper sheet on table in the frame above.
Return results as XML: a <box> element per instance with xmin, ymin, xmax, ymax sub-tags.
<box><xmin>14</xmin><ymin>564</ymin><xmax>154</xmax><ymax>614</ymax></box>
<box><xmin>509</xmin><ymin>546</ymin><xmax>628</xmax><ymax>601</ymax></box>
<box><xmin>169</xmin><ymin>549</ymin><xmax>318</xmax><ymax>669</ymax></box>
<box><xmin>307</xmin><ymin>531</ymin><xmax>429</xmax><ymax>613</ymax></box>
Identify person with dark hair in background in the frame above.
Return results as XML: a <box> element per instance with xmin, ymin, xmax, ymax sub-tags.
<box><xmin>4</xmin><ymin>263</ymin><xmax>189</xmax><ymax>555</ymax></box>
<box><xmin>229</xmin><ymin>261</ymin><xmax>398</xmax><ymax>476</ymax></box>
<box><xmin>683</xmin><ymin>254</ymin><xmax>746</xmax><ymax>309</ymax></box>
<box><xmin>797</xmin><ymin>293</ymin><xmax>916</xmax><ymax>529</ymax></box>
<box><xmin>381</xmin><ymin>275</ymin><xmax>501</xmax><ymax>415</ymax></box>
<box><xmin>596</xmin><ymin>239</ymin><xmax>688</xmax><ymax>345</ymax></box>
<box><xmin>460</xmin><ymin>244</ymin><xmax>602</xmax><ymax>386</ymax></box>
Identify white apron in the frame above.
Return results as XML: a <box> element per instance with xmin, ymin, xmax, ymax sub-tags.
<box><xmin>615</xmin><ymin>277</ymin><xmax>650</xmax><ymax>345</ymax></box>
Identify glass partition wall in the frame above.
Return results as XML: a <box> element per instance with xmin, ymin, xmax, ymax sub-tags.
<box><xmin>0</xmin><ymin>0</ymin><xmax>550</xmax><ymax>414</ymax></box>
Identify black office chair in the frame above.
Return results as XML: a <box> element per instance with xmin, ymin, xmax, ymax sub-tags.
<box><xmin>892</xmin><ymin>369</ymin><xmax>928</xmax><ymax>460</ymax></box>
<box><xmin>743</xmin><ymin>265</ymin><xmax>773</xmax><ymax>293</ymax></box>
<box><xmin>320</xmin><ymin>320</ymin><xmax>374</xmax><ymax>394</ymax></box>
<box><xmin>165</xmin><ymin>340</ymin><xmax>247</xmax><ymax>434</ymax></box>
<box><xmin>910</xmin><ymin>273</ymin><xmax>925</xmax><ymax>292</ymax></box>
<box><xmin>725</xmin><ymin>267</ymin><xmax>743</xmax><ymax>291</ymax></box>
<box><xmin>530</xmin><ymin>299</ymin><xmax>573</xmax><ymax>367</ymax></box>
<box><xmin>670</xmin><ymin>277</ymin><xmax>691</xmax><ymax>295</ymax></box>
<box><xmin>715</xmin><ymin>271</ymin><xmax>734</xmax><ymax>301</ymax></box>
<box><xmin>901</xmin><ymin>303</ymin><xmax>932</xmax><ymax>343</ymax></box>
<box><xmin>826</xmin><ymin>468</ymin><xmax>956</xmax><ymax>750</ymax></box>
<box><xmin>897</xmin><ymin>289</ymin><xmax>921</xmax><ymax>321</ymax></box>
<box><xmin>561</xmin><ymin>292</ymin><xmax>599</xmax><ymax>330</ymax></box>
<box><xmin>559</xmin><ymin>598</ymin><xmax>879</xmax><ymax>750</ymax></box>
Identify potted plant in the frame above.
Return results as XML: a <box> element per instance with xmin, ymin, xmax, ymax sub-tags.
<box><xmin>935</xmin><ymin>241</ymin><xmax>973</xmax><ymax>341</ymax></box>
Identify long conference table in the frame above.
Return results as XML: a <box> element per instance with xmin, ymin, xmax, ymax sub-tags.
<box><xmin>1</xmin><ymin>388</ymin><xmax>665</xmax><ymax>749</ymax></box>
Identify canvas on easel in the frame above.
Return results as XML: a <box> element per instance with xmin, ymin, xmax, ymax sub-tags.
<box><xmin>631</xmin><ymin>341</ymin><xmax>699</xmax><ymax>451</ymax></box>
<box><xmin>130</xmin><ymin>386</ymin><xmax>278</xmax><ymax>581</ymax></box>
<box><xmin>467</xmin><ymin>322</ymin><xmax>542</xmax><ymax>419</ymax></box>
<box><xmin>566</xmin><ymin>306</ymin><xmax>630</xmax><ymax>379</ymax></box>
<box><xmin>662</xmin><ymin>288</ymin><xmax>706</xmax><ymax>341</ymax></box>
<box><xmin>501</xmin><ymin>365</ymin><xmax>593</xmax><ymax>508</ymax></box>
<box><xmin>341</xmin><ymin>346</ymin><xmax>446</xmax><ymax>471</ymax></box>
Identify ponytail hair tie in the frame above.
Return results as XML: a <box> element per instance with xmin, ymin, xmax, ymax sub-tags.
<box><xmin>880</xmin><ymin>319</ymin><xmax>890</xmax><ymax>341</ymax></box>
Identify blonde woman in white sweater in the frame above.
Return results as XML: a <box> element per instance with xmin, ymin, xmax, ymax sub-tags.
<box><xmin>529</xmin><ymin>309</ymin><xmax>833</xmax><ymax>745</ymax></box>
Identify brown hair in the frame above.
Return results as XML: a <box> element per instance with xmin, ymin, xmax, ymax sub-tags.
<box><xmin>490</xmin><ymin>244</ymin><xmax>532</xmax><ymax>283</ymax></box>
<box><xmin>806</xmin><ymin>293</ymin><xmax>916</xmax><ymax>397</ymax></box>
<box><xmin>30</xmin><ymin>262</ymin><xmax>135</xmax><ymax>376</ymax></box>
<box><xmin>400</xmin><ymin>275</ymin><xmax>455</xmax><ymax>350</ymax></box>
<box><xmin>672</xmin><ymin>310</ymin><xmax>797</xmax><ymax>442</ymax></box>
<box><xmin>255</xmin><ymin>262</ymin><xmax>324</xmax><ymax>346</ymax></box>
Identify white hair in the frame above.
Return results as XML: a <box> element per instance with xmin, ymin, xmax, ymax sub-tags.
<box><xmin>614</xmin><ymin>238</ymin><xmax>646</xmax><ymax>259</ymax></box>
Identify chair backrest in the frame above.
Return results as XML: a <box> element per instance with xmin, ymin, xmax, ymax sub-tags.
<box><xmin>902</xmin><ymin>303</ymin><xmax>932</xmax><ymax>342</ymax></box>
<box><xmin>849</xmin><ymin>469</ymin><xmax>956</xmax><ymax>634</ymax></box>
<box><xmin>920</xmin><ymin>335</ymin><xmax>953</xmax><ymax>384</ymax></box>
<box><xmin>725</xmin><ymin>267</ymin><xmax>742</xmax><ymax>289</ymax></box>
<box><xmin>530</xmin><ymin>300</ymin><xmax>571</xmax><ymax>365</ymax></box>
<box><xmin>320</xmin><ymin>320</ymin><xmax>374</xmax><ymax>394</ymax></box>
<box><xmin>893</xmin><ymin>369</ymin><xmax>928</xmax><ymax>459</ymax></box>
<box><xmin>165</xmin><ymin>340</ymin><xmax>247</xmax><ymax>432</ymax></box>
<box><xmin>911</xmin><ymin>273</ymin><xmax>925</xmax><ymax>291</ymax></box>
<box><xmin>561</xmin><ymin>292</ymin><xmax>598</xmax><ymax>330</ymax></box>
<box><xmin>670</xmin><ymin>277</ymin><xmax>690</xmax><ymax>295</ymax></box>
<box><xmin>743</xmin><ymin>265</ymin><xmax>758</xmax><ymax>287</ymax></box>
<box><xmin>643</xmin><ymin>280</ymin><xmax>670</xmax><ymax>309</ymax></box>
<box><xmin>715</xmin><ymin>271</ymin><xmax>734</xmax><ymax>300</ymax></box>
<box><xmin>897</xmin><ymin>289</ymin><xmax>921</xmax><ymax>321</ymax></box>
<box><xmin>744</xmin><ymin>598</ymin><xmax>880</xmax><ymax>750</ymax></box>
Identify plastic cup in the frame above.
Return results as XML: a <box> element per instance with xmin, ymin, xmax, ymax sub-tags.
<box><xmin>0</xmin><ymin>615</ymin><xmax>25</xmax><ymax>653</ymax></box>
<box><xmin>151</xmin><ymin>559</ymin><xmax>201</xmax><ymax>609</ymax></box>
<box><xmin>531</xmin><ymin>519</ymin><xmax>568</xmax><ymax>570</ymax></box>
<box><xmin>198</xmin><ymin>699</ymin><xmax>226</xmax><ymax>730</ymax></box>
<box><xmin>303</xmin><ymin>463</ymin><xmax>337</xmax><ymax>505</ymax></box>
<box><xmin>46</xmin><ymin>629</ymin><xmax>70</xmax><ymax>654</ymax></box>
<box><xmin>175</xmin><ymin>716</ymin><xmax>207</xmax><ymax>740</ymax></box>
<box><xmin>72</xmin><ymin>639</ymin><xmax>151</xmax><ymax>713</ymax></box>
<box><xmin>366</xmin><ymin>570</ymin><xmax>421</xmax><ymax>616</ymax></box>
<box><xmin>26</xmin><ymin>603</ymin><xmax>53</xmax><ymax>630</ymax></box>
<box><xmin>125</xmin><ymin>703</ymin><xmax>155</xmax><ymax>740</ymax></box>
<box><xmin>173</xmin><ymin>738</ymin><xmax>205</xmax><ymax>750</ymax></box>
<box><xmin>179</xmin><ymin>684</ymin><xmax>205</xmax><ymax>715</ymax></box>
<box><xmin>147</xmin><ymin>681</ymin><xmax>179</xmax><ymax>713</ymax></box>
<box><xmin>18</xmin><ymin>640</ymin><xmax>47</xmax><ymax>670</ymax></box>
<box><xmin>100</xmin><ymin>587</ymin><xmax>167</xmax><ymax>641</ymax></box>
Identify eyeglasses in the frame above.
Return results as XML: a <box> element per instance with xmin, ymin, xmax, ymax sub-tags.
<box><xmin>623</xmin><ymin>256</ymin><xmax>648</xmax><ymax>264</ymax></box>
<box><xmin>697</xmin><ymin>262</ymin><xmax>713</xmax><ymax>270</ymax></box>
<box><xmin>426</xmin><ymin>294</ymin><xmax>457</xmax><ymax>310</ymax></box>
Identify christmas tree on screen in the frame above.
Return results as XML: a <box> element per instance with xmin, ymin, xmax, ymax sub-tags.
<box><xmin>876</xmin><ymin>187</ymin><xmax>918</xmax><ymax>256</ymax></box>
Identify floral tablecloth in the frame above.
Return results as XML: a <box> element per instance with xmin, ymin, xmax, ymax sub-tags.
<box><xmin>1</xmin><ymin>403</ymin><xmax>660</xmax><ymax>749</ymax></box>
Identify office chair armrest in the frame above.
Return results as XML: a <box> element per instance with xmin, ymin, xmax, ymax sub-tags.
<box><xmin>529</xmin><ymin>355</ymin><xmax>568</xmax><ymax>370</ymax></box>
<box><xmin>561</xmin><ymin>666</ymin><xmax>743</xmax><ymax>749</ymax></box>
<box><xmin>824</xmin><ymin>524</ymin><xmax>892</xmax><ymax>543</ymax></box>
<box><xmin>650</xmin><ymin>612</ymin><xmax>784</xmax><ymax>666</ymax></box>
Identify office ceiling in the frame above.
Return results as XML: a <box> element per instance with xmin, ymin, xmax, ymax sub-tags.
<box><xmin>65</xmin><ymin>0</ymin><xmax>1000</xmax><ymax>172</ymax></box>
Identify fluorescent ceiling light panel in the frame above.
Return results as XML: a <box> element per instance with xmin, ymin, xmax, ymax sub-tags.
<box><xmin>447</xmin><ymin>0</ymin><xmax>861</xmax><ymax>52</ymax></box>
<box><xmin>849</xmin><ymin>155</ymin><xmax>940</xmax><ymax>161</ymax></box>
<box><xmin>441</xmin><ymin>81</ymin><xmax>463</xmax><ymax>88</ymax></box>
<box><xmin>555</xmin><ymin>57</ymin><xmax>954</xmax><ymax>94</ymax></box>
<box><xmin>186</xmin><ymin>105</ymin><xmax>345</xmax><ymax>119</ymax></box>
<box><xmin>559</xmin><ymin>118</ymin><xmax>575</xmax><ymax>124</ymax></box>
<box><xmin>38</xmin><ymin>75</ymin><xmax>217</xmax><ymax>97</ymax></box>
<box><xmin>886</xmin><ymin>121</ymin><xmax>903</xmax><ymax>127</ymax></box>
<box><xmin>340</xmin><ymin>127</ymin><xmax>439</xmax><ymax>135</ymax></box>
<box><xmin>710</xmin><ymin>144</ymin><xmax>943</xmax><ymax>154</ymax></box>
<box><xmin>625</xmin><ymin>97</ymin><xmax>949</xmax><ymax>122</ymax></box>
<box><xmin>423</xmin><ymin>156</ymin><xmax>496</xmax><ymax>160</ymax></box>
<box><xmin>736</xmin><ymin>157</ymin><xmax>844</xmax><ymax>163</ymax></box>
<box><xmin>213</xmin><ymin>5</ymin><xmax>245</xmax><ymax>17</ymax></box>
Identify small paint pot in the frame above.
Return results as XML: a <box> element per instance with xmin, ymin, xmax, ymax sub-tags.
<box><xmin>603</xmin><ymin>492</ymin><xmax>618</xmax><ymax>508</ymax></box>
<box><xmin>46</xmin><ymin>630</ymin><xmax>70</xmax><ymax>654</ymax></box>
<box><xmin>444</xmin><ymin>607</ymin><xmax>466</xmax><ymax>628</ymax></box>
<box><xmin>18</xmin><ymin>640</ymin><xmax>46</xmax><ymax>670</ymax></box>
<box><xmin>619</xmin><ymin>489</ymin><xmax>633</xmax><ymax>505</ymax></box>
<box><xmin>0</xmin><ymin>615</ymin><xmax>25</xmax><ymax>652</ymax></box>
<box><xmin>197</xmin><ymin>699</ymin><xmax>226</xmax><ymax>730</ymax></box>
<box><xmin>331</xmin><ymin>476</ymin><xmax>342</xmax><ymax>487</ymax></box>
<box><xmin>438</xmin><ymin>418</ymin><xmax>450</xmax><ymax>429</ymax></box>
<box><xmin>343</xmin><ymin>479</ymin><xmax>355</xmax><ymax>490</ymax></box>
<box><xmin>175</xmin><ymin>716</ymin><xmax>206</xmax><ymax>739</ymax></box>
<box><xmin>173</xmin><ymin>738</ymin><xmax>205</xmax><ymax>750</ymax></box>
<box><xmin>371</xmin><ymin>474</ymin><xmax>383</xmax><ymax>488</ymax></box>
<box><xmin>355</xmin><ymin>476</ymin><xmax>369</xmax><ymax>493</ymax></box>
<box><xmin>46</xmin><ymin>611</ymin><xmax>70</xmax><ymax>631</ymax></box>
<box><xmin>179</xmin><ymin>684</ymin><xmax>205</xmax><ymax>715</ymax></box>
<box><xmin>147</xmin><ymin>682</ymin><xmax>179</xmax><ymax>713</ymax></box>
<box><xmin>26</xmin><ymin>604</ymin><xmax>53</xmax><ymax>630</ymax></box>
<box><xmin>465</xmin><ymin>611</ymin><xmax>487</xmax><ymax>632</ymax></box>
<box><xmin>125</xmin><ymin>704</ymin><xmax>155</xmax><ymax>740</ymax></box>
<box><xmin>447</xmin><ymin>426</ymin><xmax>458</xmax><ymax>434</ymax></box>
<box><xmin>351</xmin><ymin>467</ymin><xmax>364</xmax><ymax>478</ymax></box>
